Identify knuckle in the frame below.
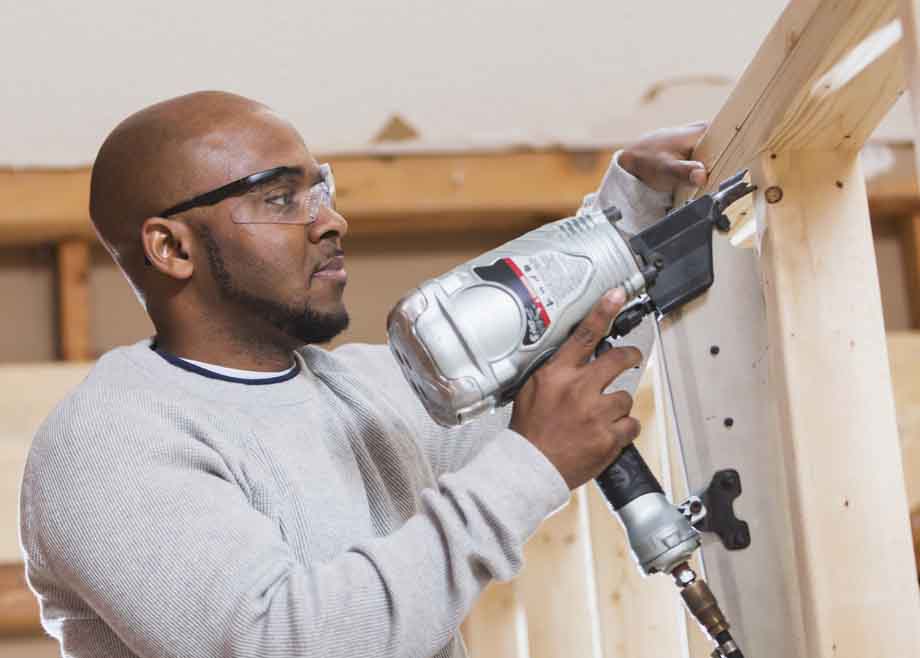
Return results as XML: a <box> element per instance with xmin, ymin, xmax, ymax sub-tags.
<box><xmin>605</xmin><ymin>346</ymin><xmax>642</xmax><ymax>370</ymax></box>
<box><xmin>615</xmin><ymin>416</ymin><xmax>641</xmax><ymax>442</ymax></box>
<box><xmin>571</xmin><ymin>324</ymin><xmax>597</xmax><ymax>347</ymax></box>
<box><xmin>609</xmin><ymin>390</ymin><xmax>634</xmax><ymax>416</ymax></box>
<box><xmin>624</xmin><ymin>347</ymin><xmax>643</xmax><ymax>367</ymax></box>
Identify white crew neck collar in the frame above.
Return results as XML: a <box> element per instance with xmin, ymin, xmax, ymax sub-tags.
<box><xmin>179</xmin><ymin>356</ymin><xmax>297</xmax><ymax>380</ymax></box>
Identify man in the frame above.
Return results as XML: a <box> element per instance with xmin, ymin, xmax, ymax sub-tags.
<box><xmin>19</xmin><ymin>91</ymin><xmax>707</xmax><ymax>658</ymax></box>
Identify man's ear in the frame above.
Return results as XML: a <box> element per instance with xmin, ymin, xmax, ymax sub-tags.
<box><xmin>141</xmin><ymin>217</ymin><xmax>195</xmax><ymax>280</ymax></box>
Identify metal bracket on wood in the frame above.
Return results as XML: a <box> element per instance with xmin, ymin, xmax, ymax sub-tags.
<box><xmin>679</xmin><ymin>469</ymin><xmax>751</xmax><ymax>551</ymax></box>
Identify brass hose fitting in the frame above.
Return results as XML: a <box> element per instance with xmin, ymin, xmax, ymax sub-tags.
<box><xmin>679</xmin><ymin>578</ymin><xmax>730</xmax><ymax>638</ymax></box>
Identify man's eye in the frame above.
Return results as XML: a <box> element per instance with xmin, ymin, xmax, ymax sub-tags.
<box><xmin>266</xmin><ymin>192</ymin><xmax>293</xmax><ymax>207</ymax></box>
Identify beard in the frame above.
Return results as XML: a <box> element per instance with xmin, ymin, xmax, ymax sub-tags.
<box><xmin>197</xmin><ymin>224</ymin><xmax>349</xmax><ymax>345</ymax></box>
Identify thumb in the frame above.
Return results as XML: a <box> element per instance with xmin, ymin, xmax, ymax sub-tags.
<box><xmin>666</xmin><ymin>160</ymin><xmax>708</xmax><ymax>188</ymax></box>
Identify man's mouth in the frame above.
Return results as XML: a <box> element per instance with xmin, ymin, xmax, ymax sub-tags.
<box><xmin>313</xmin><ymin>255</ymin><xmax>347</xmax><ymax>283</ymax></box>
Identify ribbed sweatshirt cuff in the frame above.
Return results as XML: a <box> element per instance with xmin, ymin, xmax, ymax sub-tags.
<box><xmin>593</xmin><ymin>150</ymin><xmax>673</xmax><ymax>233</ymax></box>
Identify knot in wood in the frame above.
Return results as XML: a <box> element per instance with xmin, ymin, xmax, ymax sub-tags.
<box><xmin>765</xmin><ymin>186</ymin><xmax>784</xmax><ymax>204</ymax></box>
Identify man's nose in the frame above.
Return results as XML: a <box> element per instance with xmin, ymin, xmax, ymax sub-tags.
<box><xmin>309</xmin><ymin>205</ymin><xmax>348</xmax><ymax>242</ymax></box>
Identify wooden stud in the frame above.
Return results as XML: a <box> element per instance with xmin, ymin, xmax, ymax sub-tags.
<box><xmin>757</xmin><ymin>150</ymin><xmax>920</xmax><ymax>657</ymax></box>
<box><xmin>460</xmin><ymin>583</ymin><xmax>522</xmax><ymax>658</ymax></box>
<box><xmin>56</xmin><ymin>239</ymin><xmax>91</xmax><ymax>361</ymax></box>
<box><xmin>518</xmin><ymin>490</ymin><xmax>597</xmax><ymax>658</ymax></box>
<box><xmin>902</xmin><ymin>215</ymin><xmax>920</xmax><ymax>329</ymax></box>
<box><xmin>0</xmin><ymin>563</ymin><xmax>41</xmax><ymax>638</ymax></box>
<box><xmin>913</xmin><ymin>507</ymin><xmax>920</xmax><ymax>585</ymax></box>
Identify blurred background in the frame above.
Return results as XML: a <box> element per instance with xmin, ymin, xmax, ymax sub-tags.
<box><xmin>2</xmin><ymin>1</ymin><xmax>919</xmax><ymax>656</ymax></box>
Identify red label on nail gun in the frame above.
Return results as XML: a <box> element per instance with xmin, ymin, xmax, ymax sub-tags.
<box><xmin>473</xmin><ymin>257</ymin><xmax>552</xmax><ymax>345</ymax></box>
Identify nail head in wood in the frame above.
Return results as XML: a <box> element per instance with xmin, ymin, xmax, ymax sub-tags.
<box><xmin>765</xmin><ymin>186</ymin><xmax>783</xmax><ymax>204</ymax></box>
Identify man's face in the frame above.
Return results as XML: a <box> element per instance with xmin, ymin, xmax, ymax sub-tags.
<box><xmin>182</xmin><ymin>111</ymin><xmax>350</xmax><ymax>345</ymax></box>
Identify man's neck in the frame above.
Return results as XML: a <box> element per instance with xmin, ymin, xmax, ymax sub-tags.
<box><xmin>156</xmin><ymin>338</ymin><xmax>296</xmax><ymax>371</ymax></box>
<box><xmin>153</xmin><ymin>324</ymin><xmax>299</xmax><ymax>372</ymax></box>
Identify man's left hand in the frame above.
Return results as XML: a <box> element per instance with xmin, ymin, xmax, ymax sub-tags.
<box><xmin>618</xmin><ymin>122</ymin><xmax>709</xmax><ymax>194</ymax></box>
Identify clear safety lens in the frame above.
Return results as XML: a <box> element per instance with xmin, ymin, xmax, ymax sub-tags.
<box><xmin>231</xmin><ymin>163</ymin><xmax>335</xmax><ymax>224</ymax></box>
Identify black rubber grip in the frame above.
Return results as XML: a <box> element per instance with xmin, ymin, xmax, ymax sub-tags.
<box><xmin>595</xmin><ymin>444</ymin><xmax>664</xmax><ymax>510</ymax></box>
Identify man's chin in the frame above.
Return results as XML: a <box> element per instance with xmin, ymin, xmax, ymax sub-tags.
<box><xmin>289</xmin><ymin>307</ymin><xmax>350</xmax><ymax>345</ymax></box>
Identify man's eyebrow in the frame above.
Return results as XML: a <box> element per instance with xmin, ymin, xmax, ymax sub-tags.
<box><xmin>247</xmin><ymin>165</ymin><xmax>307</xmax><ymax>191</ymax></box>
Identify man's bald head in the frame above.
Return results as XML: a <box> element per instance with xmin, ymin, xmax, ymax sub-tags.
<box><xmin>89</xmin><ymin>91</ymin><xmax>303</xmax><ymax>292</ymax></box>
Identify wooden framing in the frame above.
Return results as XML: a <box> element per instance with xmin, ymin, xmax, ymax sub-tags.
<box><xmin>5</xmin><ymin>1</ymin><xmax>920</xmax><ymax>655</ymax></box>
<box><xmin>0</xmin><ymin>563</ymin><xmax>41</xmax><ymax>637</ymax></box>
<box><xmin>905</xmin><ymin>214</ymin><xmax>920</xmax><ymax>328</ymax></box>
<box><xmin>55</xmin><ymin>239</ymin><xmax>91</xmax><ymax>361</ymax></box>
<box><xmin>3</xmin><ymin>144</ymin><xmax>920</xmax><ymax>240</ymax></box>
<box><xmin>0</xmin><ymin>150</ymin><xmax>612</xmax><ymax>246</ymax></box>
<box><xmin>659</xmin><ymin>1</ymin><xmax>920</xmax><ymax>657</ymax></box>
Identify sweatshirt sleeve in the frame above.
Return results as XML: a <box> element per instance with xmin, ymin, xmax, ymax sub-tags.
<box><xmin>20</xmin><ymin>389</ymin><xmax>569</xmax><ymax>658</ymax></box>
<box><xmin>579</xmin><ymin>150</ymin><xmax>670</xmax><ymax>399</ymax></box>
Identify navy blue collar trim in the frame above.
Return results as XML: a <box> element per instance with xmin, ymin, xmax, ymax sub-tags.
<box><xmin>150</xmin><ymin>344</ymin><xmax>301</xmax><ymax>385</ymax></box>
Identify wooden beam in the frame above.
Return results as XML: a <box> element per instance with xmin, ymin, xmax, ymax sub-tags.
<box><xmin>0</xmin><ymin>563</ymin><xmax>41</xmax><ymax>638</ymax></box>
<box><xmin>898</xmin><ymin>0</ymin><xmax>920</xmax><ymax>325</ymax></box>
<box><xmin>902</xmin><ymin>214</ymin><xmax>920</xmax><ymax>328</ymax></box>
<box><xmin>913</xmin><ymin>507</ymin><xmax>920</xmax><ymax>584</ymax></box>
<box><xmin>55</xmin><ymin>239</ymin><xmax>91</xmax><ymax>361</ymax></box>
<box><xmin>687</xmin><ymin>0</ymin><xmax>904</xmax><ymax>241</ymax></box>
<box><xmin>0</xmin><ymin>149</ymin><xmax>612</xmax><ymax>246</ymax></box>
<box><xmin>696</xmin><ymin>0</ymin><xmax>902</xmax><ymax>177</ymax></box>
<box><xmin>2</xmin><ymin>141</ymin><xmax>919</xmax><ymax>248</ymax></box>
<box><xmin>865</xmin><ymin>142</ymin><xmax>920</xmax><ymax>217</ymax></box>
<box><xmin>757</xmin><ymin>150</ymin><xmax>920</xmax><ymax>657</ymax></box>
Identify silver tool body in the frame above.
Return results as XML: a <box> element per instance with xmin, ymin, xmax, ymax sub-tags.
<box><xmin>387</xmin><ymin>171</ymin><xmax>756</xmax><ymax>658</ymax></box>
<box><xmin>387</xmin><ymin>206</ymin><xmax>646</xmax><ymax>427</ymax></box>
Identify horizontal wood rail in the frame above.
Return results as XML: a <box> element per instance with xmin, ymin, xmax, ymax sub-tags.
<box><xmin>1</xmin><ymin>142</ymin><xmax>919</xmax><ymax>248</ymax></box>
<box><xmin>0</xmin><ymin>149</ymin><xmax>613</xmax><ymax>246</ymax></box>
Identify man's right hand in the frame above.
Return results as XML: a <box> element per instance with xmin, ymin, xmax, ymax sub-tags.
<box><xmin>509</xmin><ymin>288</ymin><xmax>642</xmax><ymax>490</ymax></box>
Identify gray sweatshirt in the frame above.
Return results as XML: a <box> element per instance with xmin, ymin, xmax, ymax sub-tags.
<box><xmin>19</xmin><ymin>155</ymin><xmax>669</xmax><ymax>658</ymax></box>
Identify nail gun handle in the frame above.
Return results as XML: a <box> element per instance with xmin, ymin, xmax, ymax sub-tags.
<box><xmin>595</xmin><ymin>444</ymin><xmax>664</xmax><ymax>510</ymax></box>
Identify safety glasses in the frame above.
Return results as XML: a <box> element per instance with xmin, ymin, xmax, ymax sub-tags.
<box><xmin>159</xmin><ymin>163</ymin><xmax>335</xmax><ymax>225</ymax></box>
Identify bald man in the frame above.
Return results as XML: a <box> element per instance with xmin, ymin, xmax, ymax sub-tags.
<box><xmin>19</xmin><ymin>92</ymin><xmax>708</xmax><ymax>658</ymax></box>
